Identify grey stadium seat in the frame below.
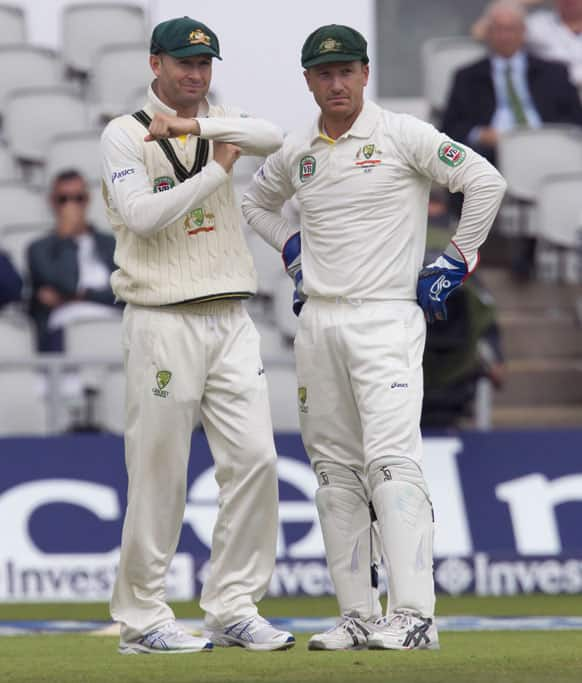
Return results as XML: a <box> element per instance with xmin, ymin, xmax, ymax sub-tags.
<box><xmin>64</xmin><ymin>318</ymin><xmax>123</xmax><ymax>361</ymax></box>
<box><xmin>0</xmin><ymin>183</ymin><xmax>47</xmax><ymax>231</ymax></box>
<box><xmin>0</xmin><ymin>46</ymin><xmax>63</xmax><ymax>117</ymax></box>
<box><xmin>90</xmin><ymin>42</ymin><xmax>151</xmax><ymax>119</ymax></box>
<box><xmin>0</xmin><ymin>369</ymin><xmax>49</xmax><ymax>436</ymax></box>
<box><xmin>45</xmin><ymin>131</ymin><xmax>103</xmax><ymax>186</ymax></box>
<box><xmin>4</xmin><ymin>87</ymin><xmax>90</xmax><ymax>163</ymax></box>
<box><xmin>62</xmin><ymin>3</ymin><xmax>147</xmax><ymax>74</ymax></box>
<box><xmin>86</xmin><ymin>181</ymin><xmax>111</xmax><ymax>233</ymax></box>
<box><xmin>96</xmin><ymin>367</ymin><xmax>125</xmax><ymax>434</ymax></box>
<box><xmin>0</xmin><ymin>222</ymin><xmax>50</xmax><ymax>275</ymax></box>
<box><xmin>0</xmin><ymin>142</ymin><xmax>18</xmax><ymax>182</ymax></box>
<box><xmin>0</xmin><ymin>315</ymin><xmax>35</xmax><ymax>358</ymax></box>
<box><xmin>0</xmin><ymin>5</ymin><xmax>26</xmax><ymax>46</ymax></box>
<box><xmin>422</xmin><ymin>37</ymin><xmax>486</xmax><ymax>118</ymax></box>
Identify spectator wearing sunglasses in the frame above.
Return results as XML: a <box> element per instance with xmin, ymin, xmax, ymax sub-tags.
<box><xmin>27</xmin><ymin>169</ymin><xmax>120</xmax><ymax>352</ymax></box>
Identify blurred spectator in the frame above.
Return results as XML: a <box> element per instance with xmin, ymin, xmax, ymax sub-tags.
<box><xmin>526</xmin><ymin>0</ymin><xmax>582</xmax><ymax>90</ymax></box>
<box><xmin>472</xmin><ymin>0</ymin><xmax>547</xmax><ymax>40</ymax></box>
<box><xmin>27</xmin><ymin>170</ymin><xmax>119</xmax><ymax>352</ymax></box>
<box><xmin>422</xmin><ymin>193</ymin><xmax>505</xmax><ymax>428</ymax></box>
<box><xmin>443</xmin><ymin>0</ymin><xmax>582</xmax><ymax>167</ymax></box>
<box><xmin>0</xmin><ymin>250</ymin><xmax>22</xmax><ymax>308</ymax></box>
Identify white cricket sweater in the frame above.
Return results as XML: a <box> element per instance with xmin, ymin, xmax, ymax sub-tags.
<box><xmin>101</xmin><ymin>85</ymin><xmax>283</xmax><ymax>306</ymax></box>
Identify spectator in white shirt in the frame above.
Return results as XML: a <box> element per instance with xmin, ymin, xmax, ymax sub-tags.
<box><xmin>27</xmin><ymin>169</ymin><xmax>120</xmax><ymax>352</ymax></box>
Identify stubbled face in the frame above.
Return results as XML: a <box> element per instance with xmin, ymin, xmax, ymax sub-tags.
<box><xmin>150</xmin><ymin>53</ymin><xmax>212</xmax><ymax>110</ymax></box>
<box><xmin>304</xmin><ymin>61</ymin><xmax>369</xmax><ymax>120</ymax></box>
<box><xmin>486</xmin><ymin>9</ymin><xmax>526</xmax><ymax>58</ymax></box>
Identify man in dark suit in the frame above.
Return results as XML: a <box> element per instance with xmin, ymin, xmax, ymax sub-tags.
<box><xmin>28</xmin><ymin>169</ymin><xmax>120</xmax><ymax>351</ymax></box>
<box><xmin>442</xmin><ymin>0</ymin><xmax>582</xmax><ymax>166</ymax></box>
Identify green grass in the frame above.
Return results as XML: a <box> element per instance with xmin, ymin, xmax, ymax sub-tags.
<box><xmin>2</xmin><ymin>632</ymin><xmax>582</xmax><ymax>683</ymax></box>
<box><xmin>1</xmin><ymin>596</ymin><xmax>582</xmax><ymax>683</ymax></box>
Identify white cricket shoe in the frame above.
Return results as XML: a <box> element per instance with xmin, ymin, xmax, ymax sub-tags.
<box><xmin>119</xmin><ymin>621</ymin><xmax>213</xmax><ymax>655</ymax></box>
<box><xmin>308</xmin><ymin>615</ymin><xmax>373</xmax><ymax>651</ymax></box>
<box><xmin>206</xmin><ymin>615</ymin><xmax>295</xmax><ymax>651</ymax></box>
<box><xmin>366</xmin><ymin>610</ymin><xmax>439</xmax><ymax>650</ymax></box>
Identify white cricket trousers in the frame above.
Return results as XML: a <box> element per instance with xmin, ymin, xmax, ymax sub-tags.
<box><xmin>111</xmin><ymin>300</ymin><xmax>279</xmax><ymax>641</ymax></box>
<box><xmin>295</xmin><ymin>298</ymin><xmax>436</xmax><ymax>618</ymax></box>
<box><xmin>295</xmin><ymin>298</ymin><xmax>426</xmax><ymax>472</ymax></box>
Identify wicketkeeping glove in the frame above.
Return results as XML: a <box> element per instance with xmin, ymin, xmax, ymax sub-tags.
<box><xmin>417</xmin><ymin>242</ymin><xmax>474</xmax><ymax>324</ymax></box>
<box><xmin>282</xmin><ymin>231</ymin><xmax>306</xmax><ymax>316</ymax></box>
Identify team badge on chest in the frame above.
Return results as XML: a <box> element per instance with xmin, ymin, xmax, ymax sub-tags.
<box><xmin>299</xmin><ymin>155</ymin><xmax>316</xmax><ymax>182</ymax></box>
<box><xmin>363</xmin><ymin>144</ymin><xmax>375</xmax><ymax>159</ymax></box>
<box><xmin>184</xmin><ymin>208</ymin><xmax>215</xmax><ymax>236</ymax></box>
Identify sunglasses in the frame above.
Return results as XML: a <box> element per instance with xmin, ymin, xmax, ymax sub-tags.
<box><xmin>54</xmin><ymin>193</ymin><xmax>88</xmax><ymax>205</ymax></box>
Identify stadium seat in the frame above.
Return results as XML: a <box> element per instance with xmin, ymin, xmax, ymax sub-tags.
<box><xmin>86</xmin><ymin>181</ymin><xmax>111</xmax><ymax>232</ymax></box>
<box><xmin>535</xmin><ymin>171</ymin><xmax>582</xmax><ymax>283</ymax></box>
<box><xmin>64</xmin><ymin>318</ymin><xmax>123</xmax><ymax>360</ymax></box>
<box><xmin>265</xmin><ymin>365</ymin><xmax>300</xmax><ymax>431</ymax></box>
<box><xmin>0</xmin><ymin>222</ymin><xmax>50</xmax><ymax>275</ymax></box>
<box><xmin>62</xmin><ymin>3</ymin><xmax>147</xmax><ymax>75</ymax></box>
<box><xmin>0</xmin><ymin>46</ymin><xmax>63</xmax><ymax>117</ymax></box>
<box><xmin>0</xmin><ymin>315</ymin><xmax>35</xmax><ymax>357</ymax></box>
<box><xmin>245</xmin><ymin>230</ymin><xmax>284</xmax><ymax>297</ymax></box>
<box><xmin>421</xmin><ymin>37</ymin><xmax>486</xmax><ymax>119</ymax></box>
<box><xmin>254</xmin><ymin>320</ymin><xmax>290</xmax><ymax>363</ymax></box>
<box><xmin>45</xmin><ymin>131</ymin><xmax>103</xmax><ymax>186</ymax></box>
<box><xmin>498</xmin><ymin>126</ymin><xmax>582</xmax><ymax>203</ymax></box>
<box><xmin>0</xmin><ymin>368</ymin><xmax>49</xmax><ymax>436</ymax></box>
<box><xmin>0</xmin><ymin>183</ymin><xmax>47</xmax><ymax>231</ymax></box>
<box><xmin>498</xmin><ymin>126</ymin><xmax>582</xmax><ymax>237</ymax></box>
<box><xmin>4</xmin><ymin>87</ymin><xmax>90</xmax><ymax>163</ymax></box>
<box><xmin>90</xmin><ymin>42</ymin><xmax>151</xmax><ymax>119</ymax></box>
<box><xmin>0</xmin><ymin>142</ymin><xmax>18</xmax><ymax>182</ymax></box>
<box><xmin>96</xmin><ymin>367</ymin><xmax>125</xmax><ymax>434</ymax></box>
<box><xmin>0</xmin><ymin>5</ymin><xmax>26</xmax><ymax>46</ymax></box>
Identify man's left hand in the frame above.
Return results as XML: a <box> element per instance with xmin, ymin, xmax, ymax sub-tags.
<box><xmin>144</xmin><ymin>113</ymin><xmax>201</xmax><ymax>141</ymax></box>
<box><xmin>417</xmin><ymin>243</ymin><xmax>472</xmax><ymax>324</ymax></box>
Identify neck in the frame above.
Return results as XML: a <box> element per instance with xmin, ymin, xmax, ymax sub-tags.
<box><xmin>152</xmin><ymin>80</ymin><xmax>200</xmax><ymax>118</ymax></box>
<box><xmin>563</xmin><ymin>16</ymin><xmax>582</xmax><ymax>33</ymax></box>
<box><xmin>321</xmin><ymin>102</ymin><xmax>364</xmax><ymax>140</ymax></box>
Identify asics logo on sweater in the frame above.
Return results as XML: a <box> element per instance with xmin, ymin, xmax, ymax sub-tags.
<box><xmin>111</xmin><ymin>168</ymin><xmax>136</xmax><ymax>183</ymax></box>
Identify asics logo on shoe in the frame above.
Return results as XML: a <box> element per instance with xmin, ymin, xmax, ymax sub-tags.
<box><xmin>402</xmin><ymin>620</ymin><xmax>431</xmax><ymax>648</ymax></box>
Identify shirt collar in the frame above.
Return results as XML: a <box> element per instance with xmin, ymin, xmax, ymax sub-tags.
<box><xmin>491</xmin><ymin>50</ymin><xmax>527</xmax><ymax>73</ymax></box>
<box><xmin>309</xmin><ymin>99</ymin><xmax>381</xmax><ymax>144</ymax></box>
<box><xmin>144</xmin><ymin>82</ymin><xmax>210</xmax><ymax>118</ymax></box>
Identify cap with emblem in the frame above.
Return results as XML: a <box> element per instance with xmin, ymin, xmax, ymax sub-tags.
<box><xmin>150</xmin><ymin>16</ymin><xmax>222</xmax><ymax>60</ymax></box>
<box><xmin>301</xmin><ymin>24</ymin><xmax>368</xmax><ymax>69</ymax></box>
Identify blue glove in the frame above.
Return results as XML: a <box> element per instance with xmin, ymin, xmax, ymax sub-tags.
<box><xmin>282</xmin><ymin>231</ymin><xmax>306</xmax><ymax>316</ymax></box>
<box><xmin>417</xmin><ymin>243</ymin><xmax>472</xmax><ymax>324</ymax></box>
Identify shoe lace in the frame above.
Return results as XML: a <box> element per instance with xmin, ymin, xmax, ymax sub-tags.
<box><xmin>144</xmin><ymin>621</ymin><xmax>189</xmax><ymax>645</ymax></box>
<box><xmin>328</xmin><ymin>615</ymin><xmax>369</xmax><ymax>637</ymax></box>
<box><xmin>386</xmin><ymin>610</ymin><xmax>422</xmax><ymax>630</ymax></box>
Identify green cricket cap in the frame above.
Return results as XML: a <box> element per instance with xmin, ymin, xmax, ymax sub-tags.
<box><xmin>150</xmin><ymin>17</ymin><xmax>221</xmax><ymax>60</ymax></box>
<box><xmin>301</xmin><ymin>24</ymin><xmax>369</xmax><ymax>68</ymax></box>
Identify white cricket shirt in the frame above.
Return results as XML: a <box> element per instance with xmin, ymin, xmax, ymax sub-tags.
<box><xmin>242</xmin><ymin>100</ymin><xmax>506</xmax><ymax>302</ymax></box>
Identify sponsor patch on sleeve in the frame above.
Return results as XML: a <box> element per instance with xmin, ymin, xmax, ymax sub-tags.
<box><xmin>438</xmin><ymin>141</ymin><xmax>466</xmax><ymax>168</ymax></box>
<box><xmin>111</xmin><ymin>168</ymin><xmax>136</xmax><ymax>183</ymax></box>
